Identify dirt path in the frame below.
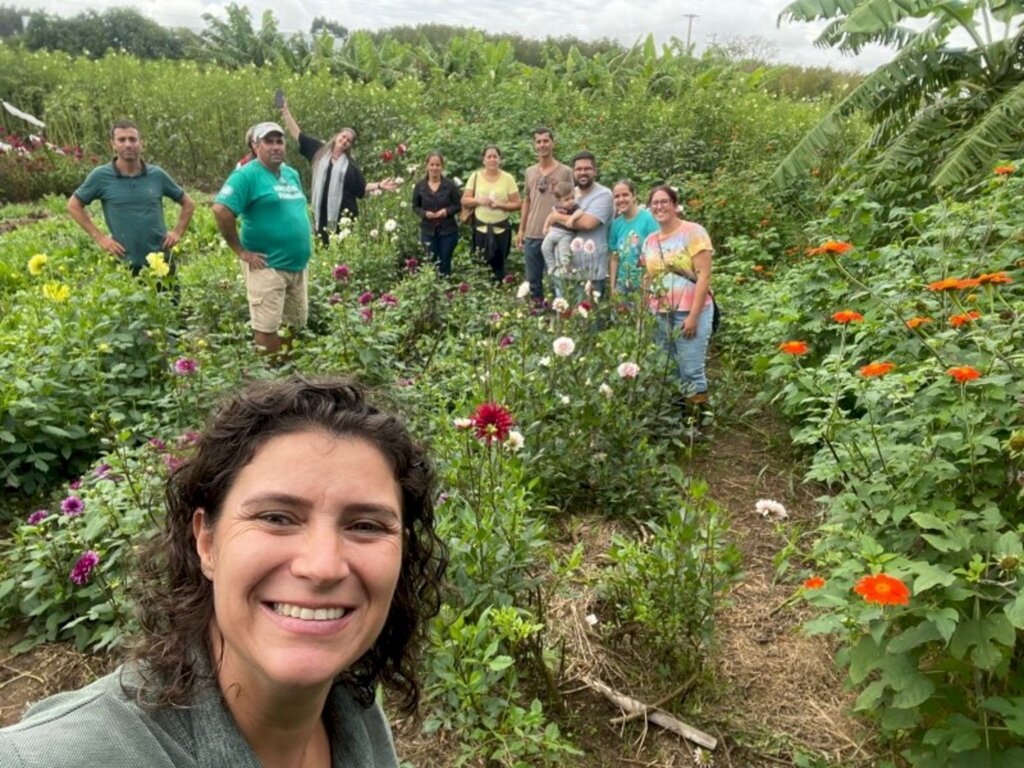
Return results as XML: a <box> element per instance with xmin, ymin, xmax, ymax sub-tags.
<box><xmin>693</xmin><ymin>419</ymin><xmax>875</xmax><ymax>767</ymax></box>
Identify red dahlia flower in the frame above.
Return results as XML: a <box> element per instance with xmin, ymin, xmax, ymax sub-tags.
<box><xmin>471</xmin><ymin>402</ymin><xmax>515</xmax><ymax>444</ymax></box>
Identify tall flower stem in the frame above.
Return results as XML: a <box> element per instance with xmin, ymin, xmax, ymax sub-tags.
<box><xmin>958</xmin><ymin>383</ymin><xmax>978</xmax><ymax>497</ymax></box>
<box><xmin>864</xmin><ymin>400</ymin><xmax>893</xmax><ymax>484</ymax></box>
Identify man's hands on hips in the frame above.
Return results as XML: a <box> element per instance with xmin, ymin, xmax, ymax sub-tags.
<box><xmin>239</xmin><ymin>250</ymin><xmax>268</xmax><ymax>269</ymax></box>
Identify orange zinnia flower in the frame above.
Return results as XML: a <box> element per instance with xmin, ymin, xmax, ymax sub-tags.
<box><xmin>854</xmin><ymin>573</ymin><xmax>910</xmax><ymax>606</ymax></box>
<box><xmin>803</xmin><ymin>576</ymin><xmax>826</xmax><ymax>590</ymax></box>
<box><xmin>994</xmin><ymin>164</ymin><xmax>1016</xmax><ymax>176</ymax></box>
<box><xmin>779</xmin><ymin>340</ymin><xmax>809</xmax><ymax>355</ymax></box>
<box><xmin>949</xmin><ymin>310</ymin><xmax>981</xmax><ymax>328</ymax></box>
<box><xmin>947</xmin><ymin>365</ymin><xmax>981</xmax><ymax>383</ymax></box>
<box><xmin>906</xmin><ymin>316</ymin><xmax>932</xmax><ymax>329</ymax></box>
<box><xmin>806</xmin><ymin>240</ymin><xmax>854</xmax><ymax>256</ymax></box>
<box><xmin>832</xmin><ymin>309</ymin><xmax>864</xmax><ymax>324</ymax></box>
<box><xmin>927</xmin><ymin>278</ymin><xmax>961</xmax><ymax>292</ymax></box>
<box><xmin>955</xmin><ymin>278</ymin><xmax>981</xmax><ymax>290</ymax></box>
<box><xmin>860</xmin><ymin>361</ymin><xmax>895</xmax><ymax>378</ymax></box>
<box><xmin>978</xmin><ymin>271</ymin><xmax>1014</xmax><ymax>285</ymax></box>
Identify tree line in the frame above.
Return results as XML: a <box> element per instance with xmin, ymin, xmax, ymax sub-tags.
<box><xmin>0</xmin><ymin>3</ymin><xmax>859</xmax><ymax>100</ymax></box>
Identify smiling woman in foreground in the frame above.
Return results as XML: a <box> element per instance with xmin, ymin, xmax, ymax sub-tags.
<box><xmin>0</xmin><ymin>377</ymin><xmax>447</xmax><ymax>768</ymax></box>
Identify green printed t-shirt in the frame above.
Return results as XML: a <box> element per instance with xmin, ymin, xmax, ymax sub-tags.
<box><xmin>215</xmin><ymin>162</ymin><xmax>312</xmax><ymax>271</ymax></box>
<box><xmin>73</xmin><ymin>161</ymin><xmax>184</xmax><ymax>268</ymax></box>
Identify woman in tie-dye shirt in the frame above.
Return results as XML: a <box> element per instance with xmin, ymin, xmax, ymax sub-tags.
<box><xmin>640</xmin><ymin>184</ymin><xmax>714</xmax><ymax>423</ymax></box>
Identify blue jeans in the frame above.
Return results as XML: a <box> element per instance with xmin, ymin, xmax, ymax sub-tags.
<box><xmin>422</xmin><ymin>230</ymin><xmax>459</xmax><ymax>277</ymax></box>
<box><xmin>523</xmin><ymin>237</ymin><xmax>545</xmax><ymax>299</ymax></box>
<box><xmin>654</xmin><ymin>308</ymin><xmax>711</xmax><ymax>395</ymax></box>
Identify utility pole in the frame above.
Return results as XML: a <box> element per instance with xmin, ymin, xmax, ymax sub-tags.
<box><xmin>682</xmin><ymin>13</ymin><xmax>699</xmax><ymax>51</ymax></box>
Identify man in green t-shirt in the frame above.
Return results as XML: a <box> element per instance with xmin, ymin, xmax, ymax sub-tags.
<box><xmin>68</xmin><ymin>120</ymin><xmax>195</xmax><ymax>275</ymax></box>
<box><xmin>213</xmin><ymin>121</ymin><xmax>313</xmax><ymax>356</ymax></box>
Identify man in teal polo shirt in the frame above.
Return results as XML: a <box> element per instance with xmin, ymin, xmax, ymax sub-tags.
<box><xmin>213</xmin><ymin>121</ymin><xmax>313</xmax><ymax>356</ymax></box>
<box><xmin>68</xmin><ymin>120</ymin><xmax>195</xmax><ymax>275</ymax></box>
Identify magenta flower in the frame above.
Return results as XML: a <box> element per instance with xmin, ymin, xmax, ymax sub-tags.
<box><xmin>503</xmin><ymin>273</ymin><xmax>518</xmax><ymax>285</ymax></box>
<box><xmin>27</xmin><ymin>509</ymin><xmax>48</xmax><ymax>526</ymax></box>
<box><xmin>69</xmin><ymin>478</ymin><xmax>82</xmax><ymax>490</ymax></box>
<box><xmin>379</xmin><ymin>293</ymin><xmax>398</xmax><ymax>308</ymax></box>
<box><xmin>405</xmin><ymin>258</ymin><xmax>420</xmax><ymax>274</ymax></box>
<box><xmin>173</xmin><ymin>357</ymin><xmax>198</xmax><ymax>376</ymax></box>
<box><xmin>328</xmin><ymin>293</ymin><xmax>342</xmax><ymax>305</ymax></box>
<box><xmin>489</xmin><ymin>312</ymin><xmax>502</xmax><ymax>323</ymax></box>
<box><xmin>458</xmin><ymin>281</ymin><xmax>470</xmax><ymax>294</ymax></box>
<box><xmin>69</xmin><ymin>551</ymin><xmax>100</xmax><ymax>585</ymax></box>
<box><xmin>61</xmin><ymin>495</ymin><xmax>84</xmax><ymax>517</ymax></box>
<box><xmin>94</xmin><ymin>463</ymin><xmax>111</xmax><ymax>477</ymax></box>
<box><xmin>332</xmin><ymin>263</ymin><xmax>351</xmax><ymax>282</ymax></box>
<box><xmin>163</xmin><ymin>454</ymin><xmax>184</xmax><ymax>472</ymax></box>
<box><xmin>499</xmin><ymin>335</ymin><xmax>515</xmax><ymax>348</ymax></box>
<box><xmin>360</xmin><ymin>307</ymin><xmax>374</xmax><ymax>323</ymax></box>
<box><xmin>358</xmin><ymin>291</ymin><xmax>374</xmax><ymax>306</ymax></box>
<box><xmin>178</xmin><ymin>430</ymin><xmax>202</xmax><ymax>446</ymax></box>
<box><xmin>147</xmin><ymin>437</ymin><xmax>167</xmax><ymax>452</ymax></box>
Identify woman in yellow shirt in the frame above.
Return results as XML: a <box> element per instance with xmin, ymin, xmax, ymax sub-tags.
<box><xmin>461</xmin><ymin>144</ymin><xmax>521</xmax><ymax>282</ymax></box>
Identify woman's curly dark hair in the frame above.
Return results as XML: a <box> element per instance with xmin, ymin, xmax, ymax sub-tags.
<box><xmin>130</xmin><ymin>376</ymin><xmax>447</xmax><ymax>715</ymax></box>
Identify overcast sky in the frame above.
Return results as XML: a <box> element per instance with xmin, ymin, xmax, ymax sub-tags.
<box><xmin>21</xmin><ymin>0</ymin><xmax>896</xmax><ymax>72</ymax></box>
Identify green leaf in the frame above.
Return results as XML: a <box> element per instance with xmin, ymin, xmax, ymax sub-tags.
<box><xmin>983</xmin><ymin>697</ymin><xmax>1024</xmax><ymax>736</ymax></box>
<box><xmin>891</xmin><ymin>672</ymin><xmax>935</xmax><ymax>709</ymax></box>
<box><xmin>487</xmin><ymin>655</ymin><xmax>514</xmax><ymax>672</ymax></box>
<box><xmin>926</xmin><ymin>607</ymin><xmax>960</xmax><ymax>643</ymax></box>
<box><xmin>849</xmin><ymin>635</ymin><xmax>883</xmax><ymax>684</ymax></box>
<box><xmin>1006</xmin><ymin>592</ymin><xmax>1024</xmax><ymax>630</ymax></box>
<box><xmin>912</xmin><ymin>562</ymin><xmax>956</xmax><ymax>594</ymax></box>
<box><xmin>854</xmin><ymin>679</ymin><xmax>887</xmax><ymax>711</ymax></box>
<box><xmin>888</xmin><ymin>620</ymin><xmax>942</xmax><ymax>653</ymax></box>
<box><xmin>880</xmin><ymin>705</ymin><xmax>920</xmax><ymax>730</ymax></box>
<box><xmin>910</xmin><ymin>512</ymin><xmax>950</xmax><ymax>532</ymax></box>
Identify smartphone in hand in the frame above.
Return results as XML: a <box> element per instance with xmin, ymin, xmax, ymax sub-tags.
<box><xmin>274</xmin><ymin>89</ymin><xmax>285</xmax><ymax>109</ymax></box>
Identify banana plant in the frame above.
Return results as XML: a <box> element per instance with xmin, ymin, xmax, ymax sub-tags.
<box><xmin>773</xmin><ymin>0</ymin><xmax>1024</xmax><ymax>191</ymax></box>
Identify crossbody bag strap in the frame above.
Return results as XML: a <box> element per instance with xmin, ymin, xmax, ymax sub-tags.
<box><xmin>657</xmin><ymin>236</ymin><xmax>713</xmax><ymax>297</ymax></box>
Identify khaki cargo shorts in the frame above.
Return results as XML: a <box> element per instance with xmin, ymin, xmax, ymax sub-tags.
<box><xmin>242</xmin><ymin>264</ymin><xmax>308</xmax><ymax>334</ymax></box>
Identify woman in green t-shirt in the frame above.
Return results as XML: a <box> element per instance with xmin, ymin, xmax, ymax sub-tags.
<box><xmin>461</xmin><ymin>144</ymin><xmax>521</xmax><ymax>282</ymax></box>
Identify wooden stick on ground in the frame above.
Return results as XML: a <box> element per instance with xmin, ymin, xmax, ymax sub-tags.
<box><xmin>582</xmin><ymin>675</ymin><xmax>717</xmax><ymax>750</ymax></box>
<box><xmin>609</xmin><ymin>675</ymin><xmax>696</xmax><ymax>725</ymax></box>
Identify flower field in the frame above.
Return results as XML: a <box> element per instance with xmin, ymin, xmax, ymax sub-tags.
<box><xmin>1</xmin><ymin>36</ymin><xmax>1023</xmax><ymax>767</ymax></box>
